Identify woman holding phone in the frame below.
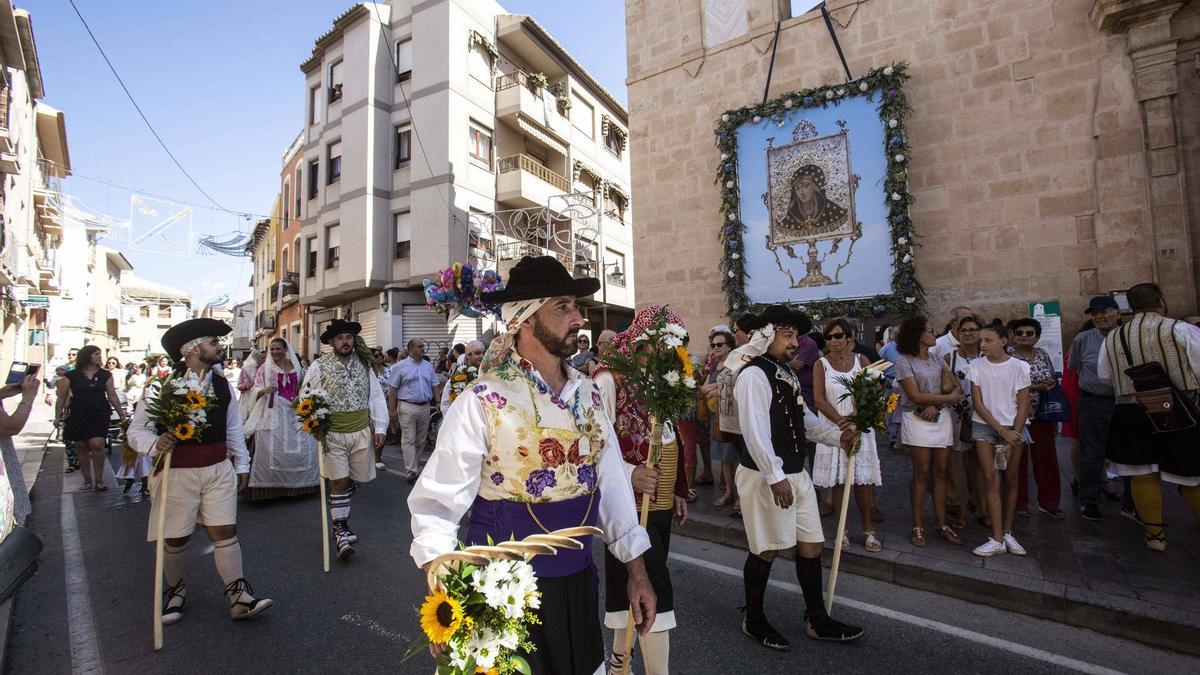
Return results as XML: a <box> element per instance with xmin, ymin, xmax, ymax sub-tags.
<box><xmin>56</xmin><ymin>346</ymin><xmax>127</xmax><ymax>491</ymax></box>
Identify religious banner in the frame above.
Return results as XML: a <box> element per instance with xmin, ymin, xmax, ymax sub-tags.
<box><xmin>714</xmin><ymin>63</ymin><xmax>919</xmax><ymax>319</ymax></box>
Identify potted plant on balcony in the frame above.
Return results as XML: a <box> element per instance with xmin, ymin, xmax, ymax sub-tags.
<box><xmin>528</xmin><ymin>71</ymin><xmax>549</xmax><ymax>91</ymax></box>
<box><xmin>550</xmin><ymin>81</ymin><xmax>572</xmax><ymax>114</ymax></box>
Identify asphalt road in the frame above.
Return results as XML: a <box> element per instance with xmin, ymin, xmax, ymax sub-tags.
<box><xmin>7</xmin><ymin>442</ymin><xmax>1199</xmax><ymax>674</ymax></box>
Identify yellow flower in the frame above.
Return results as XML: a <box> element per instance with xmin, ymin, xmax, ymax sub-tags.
<box><xmin>675</xmin><ymin>346</ymin><xmax>694</xmax><ymax>378</ymax></box>
<box><xmin>173</xmin><ymin>423</ymin><xmax>195</xmax><ymax>441</ymax></box>
<box><xmin>302</xmin><ymin>417</ymin><xmax>320</xmax><ymax>434</ymax></box>
<box><xmin>885</xmin><ymin>393</ymin><xmax>899</xmax><ymax>414</ymax></box>
<box><xmin>185</xmin><ymin>391</ymin><xmax>207</xmax><ymax>408</ymax></box>
<box><xmin>419</xmin><ymin>589</ymin><xmax>463</xmax><ymax>645</ymax></box>
<box><xmin>452</xmin><ymin>373</ymin><xmax>467</xmax><ymax>383</ymax></box>
<box><xmin>296</xmin><ymin>399</ymin><xmax>315</xmax><ymax>416</ymax></box>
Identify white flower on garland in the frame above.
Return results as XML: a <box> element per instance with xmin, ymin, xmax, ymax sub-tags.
<box><xmin>752</xmin><ymin>115</ymin><xmax>761</xmax><ymax>123</ymax></box>
<box><xmin>902</xmin><ymin>254</ymin><xmax>912</xmax><ymax>263</ymax></box>
<box><xmin>897</xmin><ymin>236</ymin><xmax>907</xmax><ymax>245</ymax></box>
<box><xmin>727</xmin><ymin>213</ymin><xmax>735</xmax><ymax>221</ymax></box>
<box><xmin>884</xmin><ymin>66</ymin><xmax>894</xmax><ymax>76</ymax></box>
<box><xmin>859</xmin><ymin>82</ymin><xmax>869</xmax><ymax>92</ymax></box>
<box><xmin>812</xmin><ymin>313</ymin><xmax>822</xmax><ymax>321</ymax></box>
<box><xmin>888</xmin><ymin>119</ymin><xmax>898</xmax><ymax>128</ymax></box>
<box><xmin>727</xmin><ymin>270</ymin><xmax>735</xmax><ymax>278</ymax></box>
<box><xmin>837</xmin><ymin>88</ymin><xmax>846</xmax><ymax>96</ymax></box>
<box><xmin>891</xmin><ymin>192</ymin><xmax>902</xmax><ymax>201</ymax></box>
<box><xmin>825</xmin><ymin>90</ymin><xmax>834</xmax><ymax>100</ymax></box>
<box><xmin>721</xmin><ymin>113</ymin><xmax>730</xmax><ymax>123</ymax></box>
<box><xmin>894</xmin><ymin>153</ymin><xmax>906</xmax><ymax>162</ymax></box>
<box><xmin>683</xmin><ymin>376</ymin><xmax>697</xmax><ymax>389</ymax></box>
<box><xmin>784</xmin><ymin>99</ymin><xmax>794</xmax><ymax>108</ymax></box>
<box><xmin>731</xmin><ymin>252</ymin><xmax>740</xmax><ymax>260</ymax></box>
<box><xmin>721</xmin><ymin>153</ymin><xmax>729</xmax><ymax>160</ymax></box>
<box><xmin>905</xmin><ymin>296</ymin><xmax>916</xmax><ymax>304</ymax></box>
<box><xmin>664</xmin><ymin>371</ymin><xmax>681</xmax><ymax>386</ymax></box>
<box><xmin>725</xmin><ymin>181</ymin><xmax>734</xmax><ymax>189</ymax></box>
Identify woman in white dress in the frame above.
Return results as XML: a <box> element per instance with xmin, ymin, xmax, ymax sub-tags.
<box><xmin>245</xmin><ymin>338</ymin><xmax>319</xmax><ymax>501</ymax></box>
<box><xmin>811</xmin><ymin>319</ymin><xmax>882</xmax><ymax>553</ymax></box>
<box><xmin>125</xmin><ymin>364</ymin><xmax>148</xmax><ymax>405</ymax></box>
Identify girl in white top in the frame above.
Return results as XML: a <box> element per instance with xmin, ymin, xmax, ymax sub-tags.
<box><xmin>811</xmin><ymin>319</ymin><xmax>882</xmax><ymax>553</ymax></box>
<box><xmin>966</xmin><ymin>324</ymin><xmax>1032</xmax><ymax>558</ymax></box>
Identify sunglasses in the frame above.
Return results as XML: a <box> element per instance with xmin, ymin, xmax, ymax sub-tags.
<box><xmin>1014</xmin><ymin>330</ymin><xmax>1037</xmax><ymax>337</ymax></box>
<box><xmin>824</xmin><ymin>332</ymin><xmax>847</xmax><ymax>340</ymax></box>
<box><xmin>709</xmin><ymin>342</ymin><xmax>729</xmax><ymax>348</ymax></box>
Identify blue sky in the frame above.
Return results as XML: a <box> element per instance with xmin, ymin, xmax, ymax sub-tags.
<box><xmin>26</xmin><ymin>0</ymin><xmax>628</xmax><ymax>308</ymax></box>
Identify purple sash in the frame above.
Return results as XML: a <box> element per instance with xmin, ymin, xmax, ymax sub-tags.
<box><xmin>466</xmin><ymin>492</ymin><xmax>600</xmax><ymax>578</ymax></box>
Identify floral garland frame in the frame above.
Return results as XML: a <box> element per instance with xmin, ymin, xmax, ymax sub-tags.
<box><xmin>714</xmin><ymin>62</ymin><xmax>921</xmax><ymax>321</ymax></box>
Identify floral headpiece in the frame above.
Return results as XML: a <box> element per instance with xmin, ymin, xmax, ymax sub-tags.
<box><xmin>612</xmin><ymin>304</ymin><xmax>685</xmax><ymax>358</ymax></box>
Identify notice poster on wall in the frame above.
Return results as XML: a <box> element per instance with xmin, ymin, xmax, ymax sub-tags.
<box><xmin>1029</xmin><ymin>300</ymin><xmax>1063</xmax><ymax>374</ymax></box>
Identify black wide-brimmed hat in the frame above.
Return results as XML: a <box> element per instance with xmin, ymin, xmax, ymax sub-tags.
<box><xmin>320</xmin><ymin>318</ymin><xmax>362</xmax><ymax>344</ymax></box>
<box><xmin>759</xmin><ymin>304</ymin><xmax>813</xmax><ymax>335</ymax></box>
<box><xmin>162</xmin><ymin>318</ymin><xmax>232</xmax><ymax>362</ymax></box>
<box><xmin>480</xmin><ymin>255</ymin><xmax>600</xmax><ymax>304</ymax></box>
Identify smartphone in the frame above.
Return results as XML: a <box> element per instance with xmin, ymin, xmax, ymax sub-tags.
<box><xmin>6</xmin><ymin>361</ymin><xmax>36</xmax><ymax>385</ymax></box>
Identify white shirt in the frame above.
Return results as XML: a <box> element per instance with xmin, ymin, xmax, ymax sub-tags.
<box><xmin>1097</xmin><ymin>313</ymin><xmax>1200</xmax><ymax>392</ymax></box>
<box><xmin>734</xmin><ymin>365</ymin><xmax>843</xmax><ymax>485</ymax></box>
<box><xmin>408</xmin><ymin>365</ymin><xmax>651</xmax><ymax>568</ymax></box>
<box><xmin>966</xmin><ymin>356</ymin><xmax>1031</xmax><ymax>427</ymax></box>
<box><xmin>930</xmin><ymin>331</ymin><xmax>960</xmax><ymax>364</ymax></box>
<box><xmin>300</xmin><ymin>359</ymin><xmax>390</xmax><ymax>435</ymax></box>
<box><xmin>126</xmin><ymin>368</ymin><xmax>251</xmax><ymax>473</ymax></box>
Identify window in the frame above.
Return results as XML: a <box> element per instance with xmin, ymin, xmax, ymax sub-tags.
<box><xmin>306</xmin><ymin>236</ymin><xmax>317</xmax><ymax>277</ymax></box>
<box><xmin>295</xmin><ymin>168</ymin><xmax>302</xmax><ymax>214</ymax></box>
<box><xmin>158</xmin><ymin>304</ymin><xmax>171</xmax><ymax>319</ymax></box>
<box><xmin>140</xmin><ymin>305</ymin><xmax>150</xmax><ymax>318</ymax></box>
<box><xmin>282</xmin><ymin>182</ymin><xmax>290</xmax><ymax>223</ymax></box>
<box><xmin>328</xmin><ymin>60</ymin><xmax>344</xmax><ymax>102</ymax></box>
<box><xmin>327</xmin><ymin>142</ymin><xmax>342</xmax><ymax>184</ymax></box>
<box><xmin>394</xmin><ymin>211</ymin><xmax>411</xmax><ymax>259</ymax></box>
<box><xmin>394</xmin><ymin>125</ymin><xmax>411</xmax><ymax>169</ymax></box>
<box><xmin>281</xmin><ymin>248</ymin><xmax>290</xmax><ymax>275</ymax></box>
<box><xmin>396</xmin><ymin>39</ymin><xmax>412</xmax><ymax>82</ymax></box>
<box><xmin>571</xmin><ymin>93</ymin><xmax>594</xmax><ymax>137</ymax></box>
<box><xmin>309</xmin><ymin>85</ymin><xmax>321</xmax><ymax>124</ymax></box>
<box><xmin>604</xmin><ymin>127</ymin><xmax>623</xmax><ymax>157</ymax></box>
<box><xmin>325</xmin><ymin>225</ymin><xmax>340</xmax><ymax>269</ymax></box>
<box><xmin>307</xmin><ymin>159</ymin><xmax>319</xmax><ymax>199</ymax></box>
<box><xmin>469</xmin><ymin>123</ymin><xmax>492</xmax><ymax>167</ymax></box>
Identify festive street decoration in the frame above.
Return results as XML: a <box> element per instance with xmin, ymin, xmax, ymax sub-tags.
<box><xmin>424</xmin><ymin>264</ymin><xmax>504</xmax><ymax>319</ymax></box>
<box><xmin>714</xmin><ymin>62</ymin><xmax>921</xmax><ymax>319</ymax></box>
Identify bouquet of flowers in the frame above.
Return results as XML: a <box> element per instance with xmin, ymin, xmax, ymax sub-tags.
<box><xmin>406</xmin><ymin>553</ymin><xmax>541</xmax><ymax>674</ymax></box>
<box><xmin>834</xmin><ymin>360</ymin><xmax>897</xmax><ymax>454</ymax></box>
<box><xmin>424</xmin><ymin>263</ymin><xmax>503</xmax><ymax>319</ymax></box>
<box><xmin>293</xmin><ymin>386</ymin><xmax>332</xmax><ymax>439</ymax></box>
<box><xmin>446</xmin><ymin>364</ymin><xmax>480</xmax><ymax>405</ymax></box>
<box><xmin>600</xmin><ymin>307</ymin><xmax>697</xmax><ymax>424</ymax></box>
<box><xmin>142</xmin><ymin>374</ymin><xmax>216</xmax><ymax>451</ymax></box>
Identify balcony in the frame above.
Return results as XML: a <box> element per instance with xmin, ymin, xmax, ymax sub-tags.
<box><xmin>497</xmin><ymin>154</ymin><xmax>571</xmax><ymax>209</ymax></box>
<box><xmin>495</xmin><ymin>71</ymin><xmax>570</xmax><ymax>141</ymax></box>
<box><xmin>0</xmin><ymin>90</ymin><xmax>11</xmax><ymax>156</ymax></box>
<box><xmin>256</xmin><ymin>310</ymin><xmax>276</xmax><ymax>332</ymax></box>
<box><xmin>277</xmin><ymin>272</ymin><xmax>299</xmax><ymax>308</ymax></box>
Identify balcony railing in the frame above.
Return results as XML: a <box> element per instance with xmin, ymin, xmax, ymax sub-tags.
<box><xmin>256</xmin><ymin>310</ymin><xmax>276</xmax><ymax>331</ymax></box>
<box><xmin>278</xmin><ymin>272</ymin><xmax>299</xmax><ymax>303</ymax></box>
<box><xmin>269</xmin><ymin>283</ymin><xmax>279</xmax><ymax>304</ymax></box>
<box><xmin>497</xmin><ymin>154</ymin><xmax>570</xmax><ymax>193</ymax></box>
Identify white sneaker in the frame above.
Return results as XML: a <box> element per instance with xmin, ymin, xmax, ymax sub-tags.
<box><xmin>1003</xmin><ymin>532</ymin><xmax>1026</xmax><ymax>556</ymax></box>
<box><xmin>973</xmin><ymin>538</ymin><xmax>1006</xmax><ymax>557</ymax></box>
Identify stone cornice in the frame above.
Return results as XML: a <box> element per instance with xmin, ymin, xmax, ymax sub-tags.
<box><xmin>1090</xmin><ymin>0</ymin><xmax>1184</xmax><ymax>32</ymax></box>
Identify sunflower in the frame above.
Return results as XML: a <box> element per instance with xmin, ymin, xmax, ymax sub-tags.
<box><xmin>185</xmin><ymin>391</ymin><xmax>207</xmax><ymax>408</ymax></box>
<box><xmin>885</xmin><ymin>392</ymin><xmax>899</xmax><ymax>414</ymax></box>
<box><xmin>173</xmin><ymin>422</ymin><xmax>195</xmax><ymax>441</ymax></box>
<box><xmin>296</xmin><ymin>399</ymin><xmax>315</xmax><ymax>416</ymax></box>
<box><xmin>419</xmin><ymin>589</ymin><xmax>463</xmax><ymax>645</ymax></box>
<box><xmin>675</xmin><ymin>346</ymin><xmax>694</xmax><ymax>379</ymax></box>
<box><xmin>302</xmin><ymin>417</ymin><xmax>320</xmax><ymax>434</ymax></box>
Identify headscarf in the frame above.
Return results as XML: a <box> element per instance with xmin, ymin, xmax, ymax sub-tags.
<box><xmin>480</xmin><ymin>298</ymin><xmax>550</xmax><ymax>372</ymax></box>
<box><xmin>240</xmin><ymin>349</ymin><xmax>263</xmax><ymax>388</ymax></box>
<box><xmin>724</xmin><ymin>324</ymin><xmax>773</xmax><ymax>376</ymax></box>
<box><xmin>610</xmin><ymin>304</ymin><xmax>685</xmax><ymax>358</ymax></box>
<box><xmin>180</xmin><ymin>336</ymin><xmax>215</xmax><ymax>359</ymax></box>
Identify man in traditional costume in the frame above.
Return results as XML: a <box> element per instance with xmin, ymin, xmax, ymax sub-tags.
<box><xmin>438</xmin><ymin>339</ymin><xmax>484</xmax><ymax>415</ymax></box>
<box><xmin>592</xmin><ymin>306</ymin><xmax>687</xmax><ymax>675</ymax></box>
<box><xmin>127</xmin><ymin>318</ymin><xmax>272</xmax><ymax>625</ymax></box>
<box><xmin>730</xmin><ymin>306</ymin><xmax>864</xmax><ymax>649</ymax></box>
<box><xmin>301</xmin><ymin>319</ymin><xmax>388</xmax><ymax>560</ymax></box>
<box><xmin>409</xmin><ymin>256</ymin><xmax>656</xmax><ymax>675</ymax></box>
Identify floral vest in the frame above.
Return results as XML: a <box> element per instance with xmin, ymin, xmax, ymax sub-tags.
<box><xmin>472</xmin><ymin>355</ymin><xmax>608</xmax><ymax>504</ymax></box>
<box><xmin>316</xmin><ymin>353</ymin><xmax>371</xmax><ymax>413</ymax></box>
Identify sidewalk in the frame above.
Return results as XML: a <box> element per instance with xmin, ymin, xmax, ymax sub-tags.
<box><xmin>1</xmin><ymin>401</ymin><xmax>56</xmax><ymax>670</ymax></box>
<box><xmin>678</xmin><ymin>436</ymin><xmax>1200</xmax><ymax>656</ymax></box>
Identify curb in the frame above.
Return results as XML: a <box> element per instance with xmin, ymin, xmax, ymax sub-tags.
<box><xmin>675</xmin><ymin>509</ymin><xmax>1200</xmax><ymax>657</ymax></box>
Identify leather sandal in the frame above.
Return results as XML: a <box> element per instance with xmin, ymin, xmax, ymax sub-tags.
<box><xmin>161</xmin><ymin>580</ymin><xmax>186</xmax><ymax>625</ymax></box>
<box><xmin>911</xmin><ymin>527</ymin><xmax>926</xmax><ymax>547</ymax></box>
<box><xmin>864</xmin><ymin>531</ymin><xmax>882</xmax><ymax>553</ymax></box>
<box><xmin>936</xmin><ymin>525</ymin><xmax>961</xmax><ymax>544</ymax></box>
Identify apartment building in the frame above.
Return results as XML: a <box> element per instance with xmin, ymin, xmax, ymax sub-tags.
<box><xmin>275</xmin><ymin>133</ymin><xmax>306</xmax><ymax>350</ymax></box>
<box><xmin>118</xmin><ymin>275</ymin><xmax>192</xmax><ymax>363</ymax></box>
<box><xmin>247</xmin><ymin>212</ymin><xmax>277</xmax><ymax>347</ymax></box>
<box><xmin>295</xmin><ymin>0</ymin><xmax>635</xmax><ymax>356</ymax></box>
<box><xmin>0</xmin><ymin>3</ymin><xmax>70</xmax><ymax>366</ymax></box>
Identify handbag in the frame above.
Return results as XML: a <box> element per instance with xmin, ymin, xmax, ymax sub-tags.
<box><xmin>1118</xmin><ymin>324</ymin><xmax>1199</xmax><ymax>433</ymax></box>
<box><xmin>0</xmin><ymin>525</ymin><xmax>42</xmax><ymax>604</ymax></box>
<box><xmin>1035</xmin><ymin>384</ymin><xmax>1071</xmax><ymax>423</ymax></box>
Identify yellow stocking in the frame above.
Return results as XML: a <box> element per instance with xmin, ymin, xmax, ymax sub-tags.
<box><xmin>1180</xmin><ymin>485</ymin><xmax>1200</xmax><ymax>524</ymax></box>
<box><xmin>1130</xmin><ymin>474</ymin><xmax>1164</xmax><ymax>541</ymax></box>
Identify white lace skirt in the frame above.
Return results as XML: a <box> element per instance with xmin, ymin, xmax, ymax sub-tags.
<box><xmin>812</xmin><ymin>429</ymin><xmax>881</xmax><ymax>487</ymax></box>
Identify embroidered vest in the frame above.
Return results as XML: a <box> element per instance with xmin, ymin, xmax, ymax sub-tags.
<box><xmin>737</xmin><ymin>355</ymin><xmax>809</xmax><ymax>475</ymax></box>
<box><xmin>316</xmin><ymin>353</ymin><xmax>372</xmax><ymax>412</ymax></box>
<box><xmin>1104</xmin><ymin>314</ymin><xmax>1199</xmax><ymax>396</ymax></box>
<box><xmin>472</xmin><ymin>356</ymin><xmax>608</xmax><ymax>504</ymax></box>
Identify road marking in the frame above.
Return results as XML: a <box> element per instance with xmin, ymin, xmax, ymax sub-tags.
<box><xmin>339</xmin><ymin>613</ymin><xmax>410</xmax><ymax>644</ymax></box>
<box><xmin>669</xmin><ymin>552</ymin><xmax>1127</xmax><ymax>675</ymax></box>
<box><xmin>61</xmin><ymin>489</ymin><xmax>105</xmax><ymax>674</ymax></box>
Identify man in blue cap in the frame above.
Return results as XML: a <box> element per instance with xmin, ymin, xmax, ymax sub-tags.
<box><xmin>1068</xmin><ymin>296</ymin><xmax>1121</xmax><ymax>521</ymax></box>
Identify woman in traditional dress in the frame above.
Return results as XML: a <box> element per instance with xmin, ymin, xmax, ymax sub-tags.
<box><xmin>245</xmin><ymin>338</ymin><xmax>319</xmax><ymax>501</ymax></box>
